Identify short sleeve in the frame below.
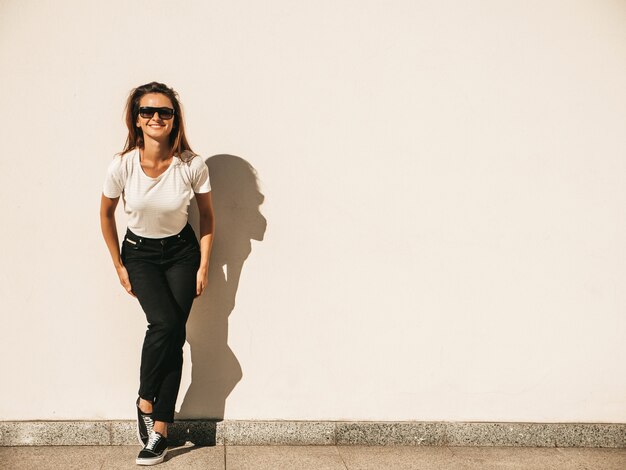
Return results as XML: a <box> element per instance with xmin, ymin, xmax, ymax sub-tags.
<box><xmin>102</xmin><ymin>157</ymin><xmax>125</xmax><ymax>198</ymax></box>
<box><xmin>191</xmin><ymin>158</ymin><xmax>211</xmax><ymax>193</ymax></box>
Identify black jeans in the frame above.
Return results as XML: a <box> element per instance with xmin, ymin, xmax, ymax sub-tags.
<box><xmin>121</xmin><ymin>222</ymin><xmax>201</xmax><ymax>423</ymax></box>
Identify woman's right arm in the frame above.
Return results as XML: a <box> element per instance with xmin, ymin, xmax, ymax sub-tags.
<box><xmin>100</xmin><ymin>194</ymin><xmax>136</xmax><ymax>297</ymax></box>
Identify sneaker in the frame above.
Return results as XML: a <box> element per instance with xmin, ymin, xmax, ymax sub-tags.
<box><xmin>136</xmin><ymin>431</ymin><xmax>168</xmax><ymax>466</ymax></box>
<box><xmin>136</xmin><ymin>397</ymin><xmax>154</xmax><ymax>446</ymax></box>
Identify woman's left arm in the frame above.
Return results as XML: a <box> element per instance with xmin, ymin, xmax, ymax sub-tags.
<box><xmin>195</xmin><ymin>191</ymin><xmax>215</xmax><ymax>297</ymax></box>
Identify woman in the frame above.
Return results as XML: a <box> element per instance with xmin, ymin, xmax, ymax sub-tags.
<box><xmin>100</xmin><ymin>81</ymin><xmax>214</xmax><ymax>466</ymax></box>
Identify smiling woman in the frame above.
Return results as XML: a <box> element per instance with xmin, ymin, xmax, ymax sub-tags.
<box><xmin>99</xmin><ymin>82</ymin><xmax>215</xmax><ymax>466</ymax></box>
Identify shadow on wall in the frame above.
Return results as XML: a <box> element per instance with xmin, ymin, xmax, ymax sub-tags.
<box><xmin>177</xmin><ymin>154</ymin><xmax>266</xmax><ymax>421</ymax></box>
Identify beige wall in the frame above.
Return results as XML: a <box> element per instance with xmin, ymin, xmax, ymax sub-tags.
<box><xmin>1</xmin><ymin>0</ymin><xmax>625</xmax><ymax>422</ymax></box>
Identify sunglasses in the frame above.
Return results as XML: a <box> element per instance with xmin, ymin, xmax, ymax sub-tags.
<box><xmin>138</xmin><ymin>106</ymin><xmax>175</xmax><ymax>120</ymax></box>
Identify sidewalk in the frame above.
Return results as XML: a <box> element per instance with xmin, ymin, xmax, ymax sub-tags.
<box><xmin>1</xmin><ymin>444</ymin><xmax>625</xmax><ymax>469</ymax></box>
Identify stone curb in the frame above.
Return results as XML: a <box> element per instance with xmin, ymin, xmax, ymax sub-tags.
<box><xmin>1</xmin><ymin>421</ymin><xmax>624</xmax><ymax>447</ymax></box>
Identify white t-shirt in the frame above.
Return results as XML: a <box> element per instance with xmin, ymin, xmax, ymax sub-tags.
<box><xmin>102</xmin><ymin>148</ymin><xmax>211</xmax><ymax>238</ymax></box>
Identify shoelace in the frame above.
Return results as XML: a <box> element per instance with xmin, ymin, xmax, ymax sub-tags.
<box><xmin>141</xmin><ymin>414</ymin><xmax>154</xmax><ymax>434</ymax></box>
<box><xmin>145</xmin><ymin>431</ymin><xmax>162</xmax><ymax>451</ymax></box>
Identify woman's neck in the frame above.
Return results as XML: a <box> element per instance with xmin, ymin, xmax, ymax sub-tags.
<box><xmin>141</xmin><ymin>138</ymin><xmax>172</xmax><ymax>163</ymax></box>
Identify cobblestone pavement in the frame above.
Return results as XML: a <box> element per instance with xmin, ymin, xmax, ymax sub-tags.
<box><xmin>1</xmin><ymin>444</ymin><xmax>624</xmax><ymax>469</ymax></box>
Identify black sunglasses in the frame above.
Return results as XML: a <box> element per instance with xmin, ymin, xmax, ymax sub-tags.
<box><xmin>138</xmin><ymin>106</ymin><xmax>175</xmax><ymax>120</ymax></box>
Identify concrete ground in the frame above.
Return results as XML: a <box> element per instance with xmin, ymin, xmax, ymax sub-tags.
<box><xmin>1</xmin><ymin>445</ymin><xmax>625</xmax><ymax>469</ymax></box>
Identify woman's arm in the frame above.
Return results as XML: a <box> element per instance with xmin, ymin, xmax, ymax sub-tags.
<box><xmin>100</xmin><ymin>193</ymin><xmax>136</xmax><ymax>297</ymax></box>
<box><xmin>195</xmin><ymin>191</ymin><xmax>215</xmax><ymax>297</ymax></box>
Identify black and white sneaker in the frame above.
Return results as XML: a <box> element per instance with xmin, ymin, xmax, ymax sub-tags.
<box><xmin>136</xmin><ymin>431</ymin><xmax>168</xmax><ymax>466</ymax></box>
<box><xmin>136</xmin><ymin>398</ymin><xmax>154</xmax><ymax>446</ymax></box>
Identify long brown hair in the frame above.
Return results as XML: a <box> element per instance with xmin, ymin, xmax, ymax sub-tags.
<box><xmin>119</xmin><ymin>81</ymin><xmax>195</xmax><ymax>160</ymax></box>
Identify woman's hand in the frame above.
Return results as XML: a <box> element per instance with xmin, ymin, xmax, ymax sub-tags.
<box><xmin>195</xmin><ymin>191</ymin><xmax>214</xmax><ymax>297</ymax></box>
<box><xmin>196</xmin><ymin>266</ymin><xmax>208</xmax><ymax>297</ymax></box>
<box><xmin>116</xmin><ymin>265</ymin><xmax>136</xmax><ymax>298</ymax></box>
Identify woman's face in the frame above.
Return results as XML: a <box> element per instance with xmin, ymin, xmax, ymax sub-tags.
<box><xmin>135</xmin><ymin>93</ymin><xmax>176</xmax><ymax>144</ymax></box>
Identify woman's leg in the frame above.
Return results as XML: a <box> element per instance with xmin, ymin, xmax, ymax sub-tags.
<box><xmin>125</xmin><ymin>259</ymin><xmax>188</xmax><ymax>429</ymax></box>
<box><xmin>148</xmin><ymin>259</ymin><xmax>199</xmax><ymax>425</ymax></box>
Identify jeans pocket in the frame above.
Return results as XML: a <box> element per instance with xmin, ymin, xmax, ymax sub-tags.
<box><xmin>123</xmin><ymin>235</ymin><xmax>141</xmax><ymax>250</ymax></box>
<box><xmin>176</xmin><ymin>231</ymin><xmax>196</xmax><ymax>245</ymax></box>
<box><xmin>176</xmin><ymin>236</ymin><xmax>201</xmax><ymax>257</ymax></box>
